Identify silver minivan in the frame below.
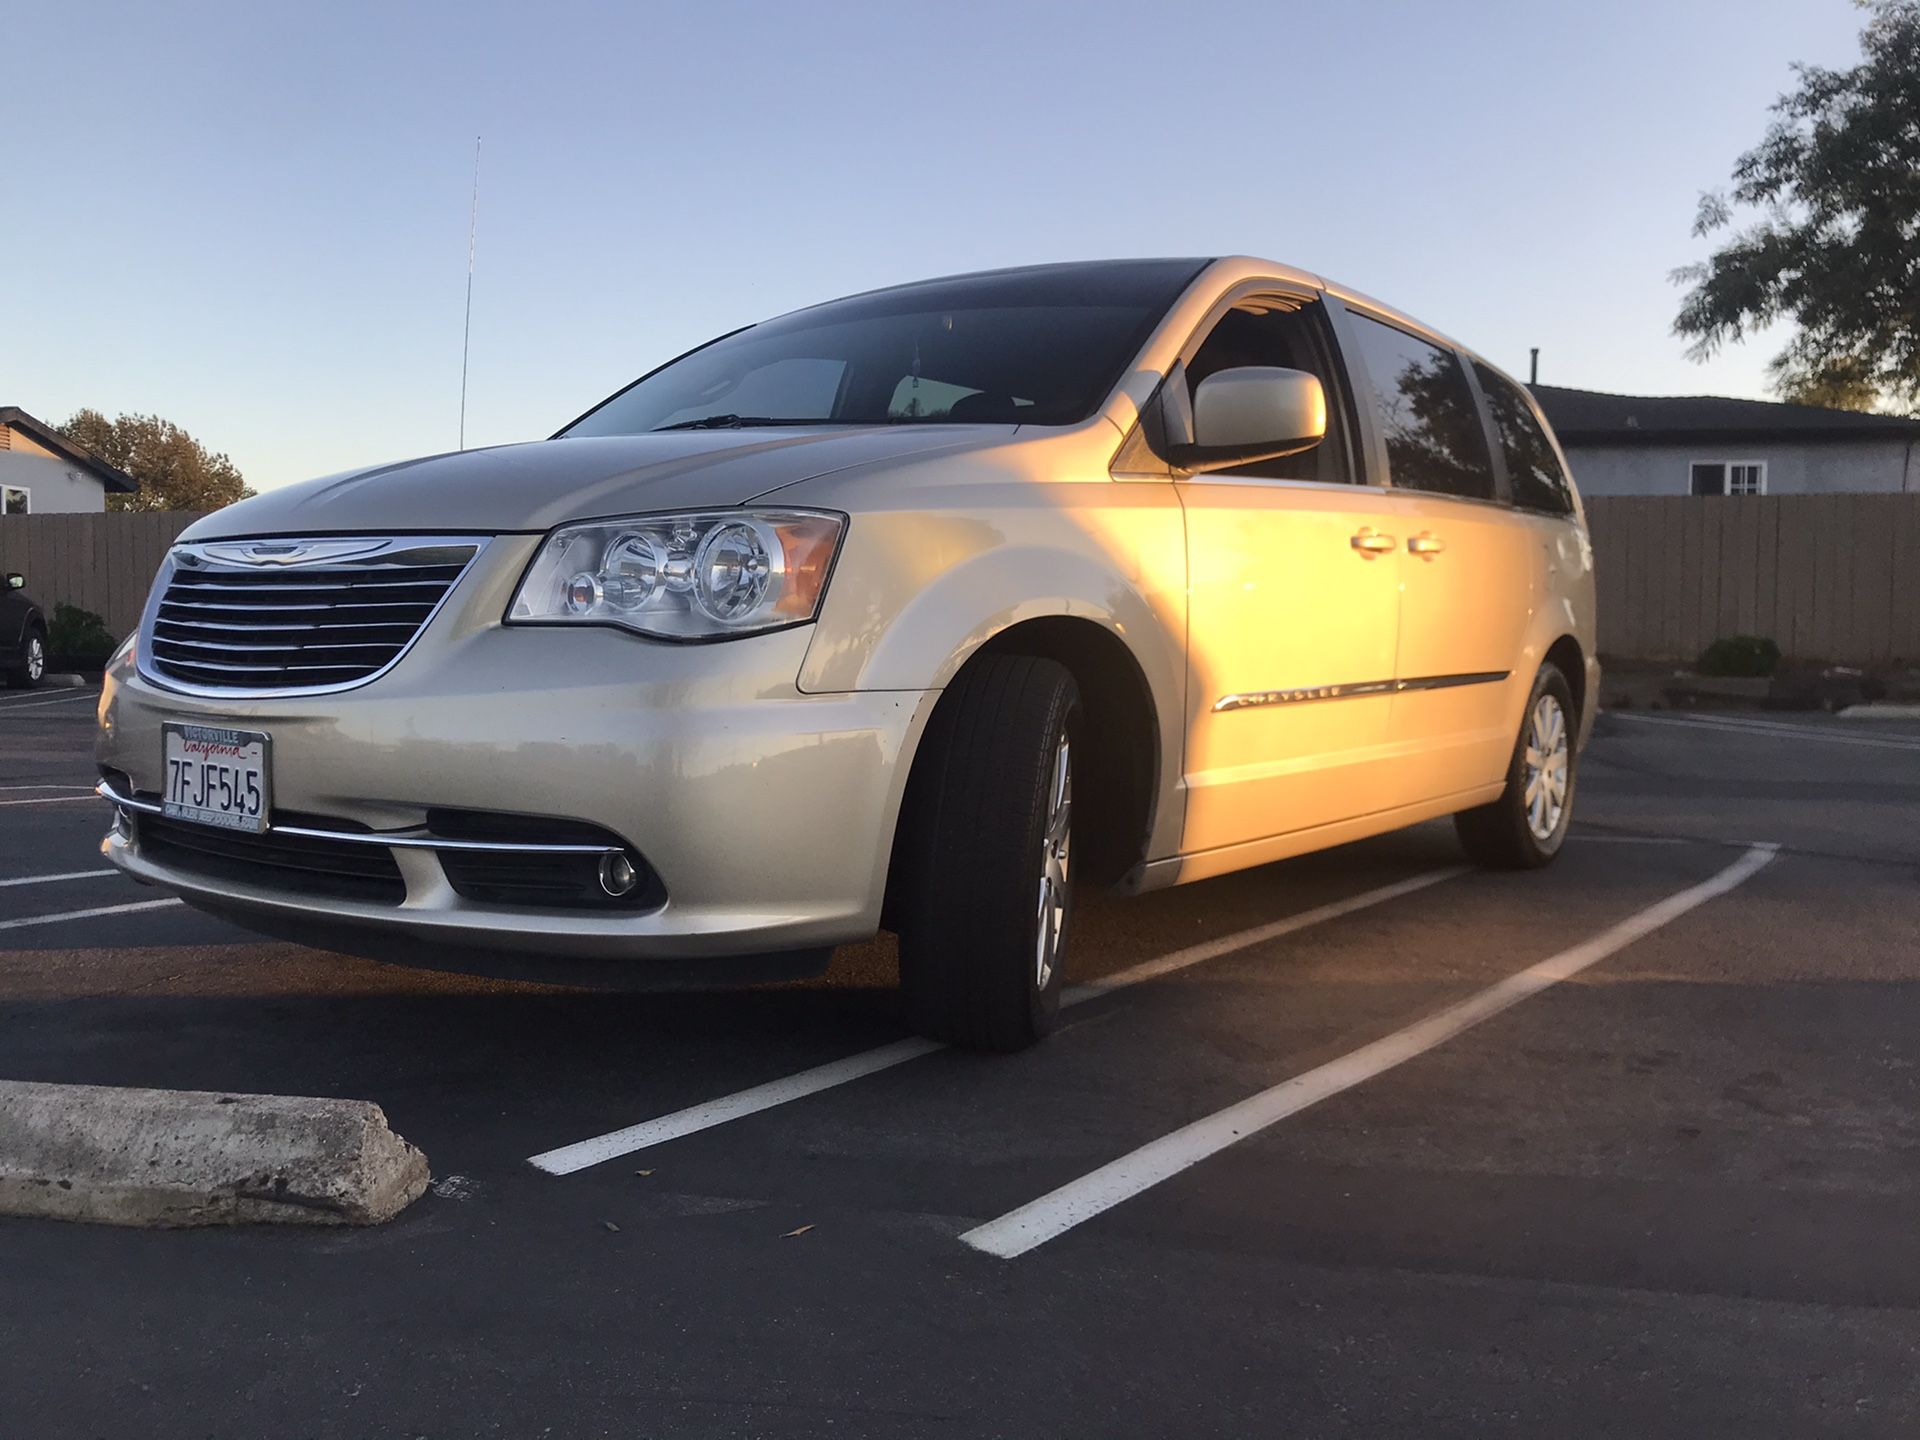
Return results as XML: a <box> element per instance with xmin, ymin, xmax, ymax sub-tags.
<box><xmin>97</xmin><ymin>257</ymin><xmax>1598</xmax><ymax>1049</ymax></box>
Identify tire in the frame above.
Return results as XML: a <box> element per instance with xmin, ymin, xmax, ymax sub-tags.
<box><xmin>1454</xmin><ymin>662</ymin><xmax>1577</xmax><ymax>869</ymax></box>
<box><xmin>5</xmin><ymin>629</ymin><xmax>44</xmax><ymax>690</ymax></box>
<box><xmin>895</xmin><ymin>654</ymin><xmax>1080</xmax><ymax>1051</ymax></box>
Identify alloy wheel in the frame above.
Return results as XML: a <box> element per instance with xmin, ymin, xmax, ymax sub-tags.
<box><xmin>1034</xmin><ymin>732</ymin><xmax>1072</xmax><ymax>990</ymax></box>
<box><xmin>1522</xmin><ymin>693</ymin><xmax>1569</xmax><ymax>840</ymax></box>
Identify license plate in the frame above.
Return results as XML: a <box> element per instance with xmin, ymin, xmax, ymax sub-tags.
<box><xmin>162</xmin><ymin>724</ymin><xmax>271</xmax><ymax>833</ymax></box>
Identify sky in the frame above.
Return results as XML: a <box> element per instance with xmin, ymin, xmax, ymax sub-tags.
<box><xmin>0</xmin><ymin>0</ymin><xmax>1872</xmax><ymax>493</ymax></box>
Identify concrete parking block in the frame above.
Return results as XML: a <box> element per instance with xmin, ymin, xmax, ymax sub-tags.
<box><xmin>0</xmin><ymin>1081</ymin><xmax>428</xmax><ymax>1227</ymax></box>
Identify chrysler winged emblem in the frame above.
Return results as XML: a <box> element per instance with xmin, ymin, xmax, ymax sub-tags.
<box><xmin>194</xmin><ymin>538</ymin><xmax>394</xmax><ymax>568</ymax></box>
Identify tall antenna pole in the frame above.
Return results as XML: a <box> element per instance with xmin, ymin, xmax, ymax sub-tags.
<box><xmin>459</xmin><ymin>136</ymin><xmax>482</xmax><ymax>449</ymax></box>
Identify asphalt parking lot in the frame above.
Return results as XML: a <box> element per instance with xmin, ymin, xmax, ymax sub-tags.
<box><xmin>2</xmin><ymin>686</ymin><xmax>1916</xmax><ymax>1438</ymax></box>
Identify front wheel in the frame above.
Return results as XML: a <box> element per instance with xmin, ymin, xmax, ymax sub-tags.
<box><xmin>895</xmin><ymin>655</ymin><xmax>1079</xmax><ymax>1051</ymax></box>
<box><xmin>1454</xmin><ymin>662</ymin><xmax>1577</xmax><ymax>869</ymax></box>
<box><xmin>6</xmin><ymin>630</ymin><xmax>44</xmax><ymax>690</ymax></box>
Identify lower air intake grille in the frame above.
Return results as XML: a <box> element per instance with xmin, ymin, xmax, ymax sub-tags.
<box><xmin>426</xmin><ymin>809</ymin><xmax>663</xmax><ymax>910</ymax></box>
<box><xmin>134</xmin><ymin>812</ymin><xmax>406</xmax><ymax>905</ymax></box>
<box><xmin>143</xmin><ymin>537</ymin><xmax>481</xmax><ymax>693</ymax></box>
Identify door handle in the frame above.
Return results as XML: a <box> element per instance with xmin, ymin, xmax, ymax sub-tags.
<box><xmin>1350</xmin><ymin>528</ymin><xmax>1397</xmax><ymax>556</ymax></box>
<box><xmin>1407</xmin><ymin>532</ymin><xmax>1446</xmax><ymax>558</ymax></box>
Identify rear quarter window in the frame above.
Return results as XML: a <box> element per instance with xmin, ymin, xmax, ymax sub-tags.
<box><xmin>1474</xmin><ymin>362</ymin><xmax>1576</xmax><ymax>515</ymax></box>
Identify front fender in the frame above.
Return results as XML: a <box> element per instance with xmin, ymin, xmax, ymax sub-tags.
<box><xmin>797</xmin><ymin>501</ymin><xmax>1190</xmax><ymax>873</ymax></box>
<box><xmin>797</xmin><ymin>508</ymin><xmax>1185</xmax><ymax>700</ymax></box>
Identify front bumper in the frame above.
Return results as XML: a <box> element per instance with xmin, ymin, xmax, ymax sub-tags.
<box><xmin>98</xmin><ymin>605</ymin><xmax>933</xmax><ymax>960</ymax></box>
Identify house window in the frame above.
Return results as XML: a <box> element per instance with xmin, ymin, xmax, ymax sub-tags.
<box><xmin>0</xmin><ymin>485</ymin><xmax>28</xmax><ymax>514</ymax></box>
<box><xmin>1689</xmin><ymin>460</ymin><xmax>1765</xmax><ymax>496</ymax></box>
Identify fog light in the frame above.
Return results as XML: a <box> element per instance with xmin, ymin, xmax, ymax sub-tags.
<box><xmin>598</xmin><ymin>850</ymin><xmax>640</xmax><ymax>897</ymax></box>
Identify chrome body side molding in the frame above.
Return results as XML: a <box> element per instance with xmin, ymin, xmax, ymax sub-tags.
<box><xmin>1213</xmin><ymin>670</ymin><xmax>1509</xmax><ymax>714</ymax></box>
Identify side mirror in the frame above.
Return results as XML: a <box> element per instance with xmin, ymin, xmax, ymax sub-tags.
<box><xmin>4</xmin><ymin>573</ymin><xmax>22</xmax><ymax>591</ymax></box>
<box><xmin>1169</xmin><ymin>366</ymin><xmax>1327</xmax><ymax>473</ymax></box>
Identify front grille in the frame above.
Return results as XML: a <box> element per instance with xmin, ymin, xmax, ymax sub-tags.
<box><xmin>134</xmin><ymin>812</ymin><xmax>406</xmax><ymax>905</ymax></box>
<box><xmin>144</xmin><ymin>538</ymin><xmax>481</xmax><ymax>692</ymax></box>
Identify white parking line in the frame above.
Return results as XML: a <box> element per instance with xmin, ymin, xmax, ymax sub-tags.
<box><xmin>0</xmin><ymin>795</ymin><xmax>100</xmax><ymax>808</ymax></box>
<box><xmin>529</xmin><ymin>1037</ymin><xmax>948</xmax><ymax>1175</ymax></box>
<box><xmin>527</xmin><ymin>867</ymin><xmax>1467</xmax><ymax>1176</ymax></box>
<box><xmin>1611</xmin><ymin>711</ymin><xmax>1920</xmax><ymax>752</ymax></box>
<box><xmin>0</xmin><ymin>690</ymin><xmax>101</xmax><ymax>712</ymax></box>
<box><xmin>0</xmin><ymin>869</ymin><xmax>116</xmax><ymax>889</ymax></box>
<box><xmin>0</xmin><ymin>784</ymin><xmax>98</xmax><ymax>792</ymax></box>
<box><xmin>0</xmin><ymin>898</ymin><xmax>184</xmax><ymax>932</ymax></box>
<box><xmin>960</xmin><ymin>844</ymin><xmax>1777</xmax><ymax>1260</ymax></box>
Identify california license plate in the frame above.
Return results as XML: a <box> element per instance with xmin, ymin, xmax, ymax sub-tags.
<box><xmin>162</xmin><ymin>724</ymin><xmax>271</xmax><ymax>833</ymax></box>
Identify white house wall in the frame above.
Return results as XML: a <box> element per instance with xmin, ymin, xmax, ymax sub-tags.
<box><xmin>0</xmin><ymin>452</ymin><xmax>109</xmax><ymax>513</ymax></box>
<box><xmin>1565</xmin><ymin>438</ymin><xmax>1919</xmax><ymax>497</ymax></box>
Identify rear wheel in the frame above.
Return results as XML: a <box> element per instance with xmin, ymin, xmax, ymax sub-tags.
<box><xmin>1454</xmin><ymin>662</ymin><xmax>1576</xmax><ymax>869</ymax></box>
<box><xmin>895</xmin><ymin>654</ymin><xmax>1079</xmax><ymax>1051</ymax></box>
<box><xmin>6</xmin><ymin>629</ymin><xmax>44</xmax><ymax>690</ymax></box>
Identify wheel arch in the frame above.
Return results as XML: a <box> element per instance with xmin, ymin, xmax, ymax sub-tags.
<box><xmin>972</xmin><ymin>616</ymin><xmax>1161</xmax><ymax>888</ymax></box>
<box><xmin>1543</xmin><ymin>633</ymin><xmax>1587</xmax><ymax>728</ymax></box>
<box><xmin>882</xmin><ymin>613</ymin><xmax>1166</xmax><ymax>930</ymax></box>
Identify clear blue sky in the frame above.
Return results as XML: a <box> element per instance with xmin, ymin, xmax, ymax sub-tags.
<box><xmin>1</xmin><ymin>0</ymin><xmax>1868</xmax><ymax>492</ymax></box>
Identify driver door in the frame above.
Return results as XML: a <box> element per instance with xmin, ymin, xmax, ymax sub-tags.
<box><xmin>1178</xmin><ymin>293</ymin><xmax>1404</xmax><ymax>856</ymax></box>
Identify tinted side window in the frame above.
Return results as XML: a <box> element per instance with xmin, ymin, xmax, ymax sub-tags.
<box><xmin>1347</xmin><ymin>314</ymin><xmax>1494</xmax><ymax>500</ymax></box>
<box><xmin>1185</xmin><ymin>298</ymin><xmax>1352</xmax><ymax>483</ymax></box>
<box><xmin>1474</xmin><ymin>362</ymin><xmax>1574</xmax><ymax>514</ymax></box>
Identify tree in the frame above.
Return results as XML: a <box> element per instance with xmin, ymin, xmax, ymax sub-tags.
<box><xmin>1673</xmin><ymin>0</ymin><xmax>1920</xmax><ymax>414</ymax></box>
<box><xmin>59</xmin><ymin>409</ymin><xmax>254</xmax><ymax>513</ymax></box>
<box><xmin>1775</xmin><ymin>355</ymin><xmax>1884</xmax><ymax>411</ymax></box>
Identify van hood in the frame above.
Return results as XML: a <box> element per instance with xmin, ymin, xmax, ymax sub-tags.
<box><xmin>180</xmin><ymin>427</ymin><xmax>1014</xmax><ymax>540</ymax></box>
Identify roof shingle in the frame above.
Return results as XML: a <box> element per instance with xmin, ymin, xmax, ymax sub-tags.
<box><xmin>1528</xmin><ymin>385</ymin><xmax>1920</xmax><ymax>447</ymax></box>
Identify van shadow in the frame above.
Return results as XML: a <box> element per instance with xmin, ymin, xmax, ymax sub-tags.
<box><xmin>0</xmin><ymin>943</ymin><xmax>912</xmax><ymax>1160</ymax></box>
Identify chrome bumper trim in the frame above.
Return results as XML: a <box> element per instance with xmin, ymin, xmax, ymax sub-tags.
<box><xmin>95</xmin><ymin>779</ymin><xmax>622</xmax><ymax>856</ymax></box>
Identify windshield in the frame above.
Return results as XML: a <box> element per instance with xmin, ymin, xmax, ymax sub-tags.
<box><xmin>560</xmin><ymin>260</ymin><xmax>1206</xmax><ymax>436</ymax></box>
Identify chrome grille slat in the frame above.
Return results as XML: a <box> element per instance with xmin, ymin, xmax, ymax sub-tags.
<box><xmin>152</xmin><ymin>637</ymin><xmax>402</xmax><ymax>655</ymax></box>
<box><xmin>167</xmin><ymin>579</ymin><xmax>458</xmax><ymax>596</ymax></box>
<box><xmin>141</xmin><ymin>536</ymin><xmax>483</xmax><ymax>695</ymax></box>
<box><xmin>153</xmin><ymin>658</ymin><xmax>371</xmax><ymax>675</ymax></box>
<box><xmin>158</xmin><ymin>599</ymin><xmax>435</xmax><ymax>615</ymax></box>
<box><xmin>153</xmin><ymin>618</ymin><xmax>423</xmax><ymax>636</ymax></box>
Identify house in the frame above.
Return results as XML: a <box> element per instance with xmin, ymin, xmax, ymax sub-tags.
<box><xmin>0</xmin><ymin>407</ymin><xmax>138</xmax><ymax>513</ymax></box>
<box><xmin>1529</xmin><ymin>385</ymin><xmax>1920</xmax><ymax>497</ymax></box>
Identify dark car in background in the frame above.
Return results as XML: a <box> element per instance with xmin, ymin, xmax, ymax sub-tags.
<box><xmin>3</xmin><ymin>572</ymin><xmax>47</xmax><ymax>689</ymax></box>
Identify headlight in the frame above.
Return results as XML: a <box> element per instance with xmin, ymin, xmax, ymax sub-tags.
<box><xmin>506</xmin><ymin>510</ymin><xmax>845</xmax><ymax>640</ymax></box>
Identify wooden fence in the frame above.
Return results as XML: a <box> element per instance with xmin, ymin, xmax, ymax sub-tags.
<box><xmin>0</xmin><ymin>498</ymin><xmax>1914</xmax><ymax>664</ymax></box>
<box><xmin>0</xmin><ymin>512</ymin><xmax>209</xmax><ymax>643</ymax></box>
<box><xmin>1586</xmin><ymin>494</ymin><xmax>1920</xmax><ymax>665</ymax></box>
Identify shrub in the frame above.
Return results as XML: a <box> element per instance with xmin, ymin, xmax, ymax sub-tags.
<box><xmin>48</xmin><ymin>602</ymin><xmax>116</xmax><ymax>661</ymax></box>
<box><xmin>1697</xmin><ymin>634</ymin><xmax>1781</xmax><ymax>677</ymax></box>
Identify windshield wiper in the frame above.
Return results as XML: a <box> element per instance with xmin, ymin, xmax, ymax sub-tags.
<box><xmin>651</xmin><ymin>415</ymin><xmax>844</xmax><ymax>432</ymax></box>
